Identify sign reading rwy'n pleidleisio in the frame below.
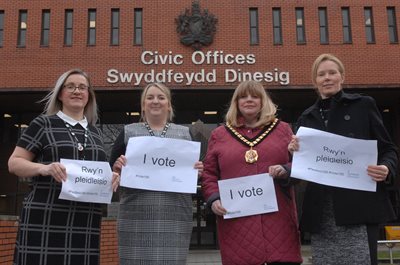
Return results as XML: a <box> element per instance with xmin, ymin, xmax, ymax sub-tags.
<box><xmin>120</xmin><ymin>136</ymin><xmax>200</xmax><ymax>193</ymax></box>
<box><xmin>59</xmin><ymin>159</ymin><xmax>113</xmax><ymax>204</ymax></box>
<box><xmin>218</xmin><ymin>174</ymin><xmax>279</xmax><ymax>219</ymax></box>
<box><xmin>291</xmin><ymin>127</ymin><xmax>377</xmax><ymax>192</ymax></box>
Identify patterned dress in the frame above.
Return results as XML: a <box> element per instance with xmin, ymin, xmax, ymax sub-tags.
<box><xmin>14</xmin><ymin>114</ymin><xmax>107</xmax><ymax>265</ymax></box>
<box><xmin>109</xmin><ymin>123</ymin><xmax>193</xmax><ymax>265</ymax></box>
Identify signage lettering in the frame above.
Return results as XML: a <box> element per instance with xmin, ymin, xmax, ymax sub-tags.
<box><xmin>106</xmin><ymin>50</ymin><xmax>290</xmax><ymax>86</ymax></box>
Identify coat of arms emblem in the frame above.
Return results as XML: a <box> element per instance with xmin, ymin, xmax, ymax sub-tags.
<box><xmin>176</xmin><ymin>1</ymin><xmax>218</xmax><ymax>50</ymax></box>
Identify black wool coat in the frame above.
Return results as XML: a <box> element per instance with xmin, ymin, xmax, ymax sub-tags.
<box><xmin>296</xmin><ymin>90</ymin><xmax>398</xmax><ymax>233</ymax></box>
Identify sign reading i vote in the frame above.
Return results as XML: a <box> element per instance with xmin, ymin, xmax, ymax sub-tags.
<box><xmin>120</xmin><ymin>136</ymin><xmax>200</xmax><ymax>193</ymax></box>
<box><xmin>218</xmin><ymin>173</ymin><xmax>279</xmax><ymax>219</ymax></box>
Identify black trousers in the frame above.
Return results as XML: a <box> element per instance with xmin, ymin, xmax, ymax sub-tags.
<box><xmin>367</xmin><ymin>224</ymin><xmax>378</xmax><ymax>265</ymax></box>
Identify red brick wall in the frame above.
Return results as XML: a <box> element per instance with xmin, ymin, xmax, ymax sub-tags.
<box><xmin>0</xmin><ymin>0</ymin><xmax>399</xmax><ymax>90</ymax></box>
<box><xmin>0</xmin><ymin>217</ymin><xmax>119</xmax><ymax>265</ymax></box>
<box><xmin>100</xmin><ymin>219</ymin><xmax>119</xmax><ymax>265</ymax></box>
<box><xmin>0</xmin><ymin>218</ymin><xmax>17</xmax><ymax>265</ymax></box>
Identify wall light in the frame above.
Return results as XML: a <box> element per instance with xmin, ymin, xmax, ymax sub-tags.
<box><xmin>126</xmin><ymin>112</ymin><xmax>140</xmax><ymax>116</ymax></box>
<box><xmin>204</xmin><ymin>111</ymin><xmax>217</xmax><ymax>115</ymax></box>
<box><xmin>4</xmin><ymin>114</ymin><xmax>12</xmax><ymax>118</ymax></box>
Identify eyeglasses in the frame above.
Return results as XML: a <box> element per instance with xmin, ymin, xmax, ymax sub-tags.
<box><xmin>63</xmin><ymin>83</ymin><xmax>89</xmax><ymax>92</ymax></box>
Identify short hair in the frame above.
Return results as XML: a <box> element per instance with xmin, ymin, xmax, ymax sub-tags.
<box><xmin>311</xmin><ymin>53</ymin><xmax>345</xmax><ymax>87</ymax></box>
<box><xmin>41</xmin><ymin>69</ymin><xmax>98</xmax><ymax>125</ymax></box>
<box><xmin>225</xmin><ymin>80</ymin><xmax>277</xmax><ymax>128</ymax></box>
<box><xmin>140</xmin><ymin>82</ymin><xmax>175</xmax><ymax>122</ymax></box>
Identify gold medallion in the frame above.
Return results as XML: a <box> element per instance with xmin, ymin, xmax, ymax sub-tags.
<box><xmin>225</xmin><ymin>119</ymin><xmax>279</xmax><ymax>164</ymax></box>
<box><xmin>245</xmin><ymin>148</ymin><xmax>258</xmax><ymax>164</ymax></box>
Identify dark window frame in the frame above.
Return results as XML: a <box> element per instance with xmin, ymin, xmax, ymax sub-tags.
<box><xmin>87</xmin><ymin>9</ymin><xmax>96</xmax><ymax>46</ymax></box>
<box><xmin>318</xmin><ymin>7</ymin><xmax>329</xmax><ymax>44</ymax></box>
<box><xmin>364</xmin><ymin>7</ymin><xmax>375</xmax><ymax>44</ymax></box>
<box><xmin>134</xmin><ymin>8</ymin><xmax>143</xmax><ymax>45</ymax></box>
<box><xmin>0</xmin><ymin>11</ymin><xmax>4</xmax><ymax>47</ymax></box>
<box><xmin>387</xmin><ymin>7</ymin><xmax>398</xmax><ymax>44</ymax></box>
<box><xmin>17</xmin><ymin>10</ymin><xmax>27</xmax><ymax>47</ymax></box>
<box><xmin>111</xmin><ymin>9</ymin><xmax>120</xmax><ymax>46</ymax></box>
<box><xmin>272</xmin><ymin>8</ymin><xmax>282</xmax><ymax>45</ymax></box>
<box><xmin>341</xmin><ymin>7</ymin><xmax>352</xmax><ymax>44</ymax></box>
<box><xmin>249</xmin><ymin>8</ymin><xmax>259</xmax><ymax>45</ymax></box>
<box><xmin>64</xmin><ymin>9</ymin><xmax>73</xmax><ymax>46</ymax></box>
<box><xmin>295</xmin><ymin>8</ymin><xmax>306</xmax><ymax>44</ymax></box>
<box><xmin>40</xmin><ymin>10</ymin><xmax>50</xmax><ymax>47</ymax></box>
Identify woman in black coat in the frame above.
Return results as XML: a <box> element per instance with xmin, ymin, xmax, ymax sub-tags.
<box><xmin>289</xmin><ymin>53</ymin><xmax>398</xmax><ymax>265</ymax></box>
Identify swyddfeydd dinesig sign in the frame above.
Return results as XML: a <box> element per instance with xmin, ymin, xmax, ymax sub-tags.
<box><xmin>106</xmin><ymin>50</ymin><xmax>290</xmax><ymax>86</ymax></box>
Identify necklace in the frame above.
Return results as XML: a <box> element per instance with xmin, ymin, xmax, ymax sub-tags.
<box><xmin>64</xmin><ymin>122</ymin><xmax>89</xmax><ymax>159</ymax></box>
<box><xmin>225</xmin><ymin>118</ymin><xmax>279</xmax><ymax>164</ymax></box>
<box><xmin>144</xmin><ymin>122</ymin><xmax>170</xmax><ymax>137</ymax></box>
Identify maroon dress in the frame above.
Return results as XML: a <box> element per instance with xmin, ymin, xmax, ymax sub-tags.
<box><xmin>202</xmin><ymin>120</ymin><xmax>302</xmax><ymax>265</ymax></box>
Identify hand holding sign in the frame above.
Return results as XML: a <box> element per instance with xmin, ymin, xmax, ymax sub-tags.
<box><xmin>291</xmin><ymin>127</ymin><xmax>377</xmax><ymax>192</ymax></box>
<box><xmin>59</xmin><ymin>159</ymin><xmax>113</xmax><ymax>204</ymax></box>
<box><xmin>120</xmin><ymin>136</ymin><xmax>200</xmax><ymax>193</ymax></box>
<box><xmin>218</xmin><ymin>173</ymin><xmax>278</xmax><ymax>219</ymax></box>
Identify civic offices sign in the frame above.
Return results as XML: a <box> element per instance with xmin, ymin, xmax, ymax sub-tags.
<box><xmin>106</xmin><ymin>50</ymin><xmax>290</xmax><ymax>86</ymax></box>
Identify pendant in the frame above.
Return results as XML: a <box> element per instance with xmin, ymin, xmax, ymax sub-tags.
<box><xmin>245</xmin><ymin>148</ymin><xmax>258</xmax><ymax>164</ymax></box>
<box><xmin>77</xmin><ymin>143</ymin><xmax>84</xmax><ymax>151</ymax></box>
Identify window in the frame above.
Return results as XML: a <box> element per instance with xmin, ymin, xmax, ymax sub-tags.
<box><xmin>272</xmin><ymin>8</ymin><xmax>282</xmax><ymax>45</ymax></box>
<box><xmin>319</xmin><ymin>7</ymin><xmax>329</xmax><ymax>44</ymax></box>
<box><xmin>134</xmin><ymin>8</ymin><xmax>143</xmax><ymax>45</ymax></box>
<box><xmin>88</xmin><ymin>9</ymin><xmax>96</xmax><ymax>45</ymax></box>
<box><xmin>364</xmin><ymin>7</ymin><xmax>375</xmax><ymax>43</ymax></box>
<box><xmin>64</xmin><ymin>9</ymin><xmax>73</xmax><ymax>46</ymax></box>
<box><xmin>249</xmin><ymin>8</ymin><xmax>259</xmax><ymax>45</ymax></box>
<box><xmin>111</xmin><ymin>9</ymin><xmax>120</xmax><ymax>45</ymax></box>
<box><xmin>17</xmin><ymin>10</ymin><xmax>27</xmax><ymax>47</ymax></box>
<box><xmin>341</xmin><ymin>7</ymin><xmax>352</xmax><ymax>43</ymax></box>
<box><xmin>40</xmin><ymin>10</ymin><xmax>50</xmax><ymax>46</ymax></box>
<box><xmin>0</xmin><ymin>11</ymin><xmax>4</xmax><ymax>47</ymax></box>
<box><xmin>295</xmin><ymin>8</ymin><xmax>306</xmax><ymax>44</ymax></box>
<box><xmin>387</xmin><ymin>7</ymin><xmax>398</xmax><ymax>43</ymax></box>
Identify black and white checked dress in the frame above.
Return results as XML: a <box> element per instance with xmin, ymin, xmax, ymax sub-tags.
<box><xmin>14</xmin><ymin>114</ymin><xmax>107</xmax><ymax>265</ymax></box>
<box><xmin>110</xmin><ymin>123</ymin><xmax>193</xmax><ymax>265</ymax></box>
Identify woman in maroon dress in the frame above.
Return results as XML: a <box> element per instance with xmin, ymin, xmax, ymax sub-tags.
<box><xmin>202</xmin><ymin>80</ymin><xmax>302</xmax><ymax>265</ymax></box>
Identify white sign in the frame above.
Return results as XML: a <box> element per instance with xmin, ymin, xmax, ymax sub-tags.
<box><xmin>59</xmin><ymin>159</ymin><xmax>113</xmax><ymax>204</ymax></box>
<box><xmin>218</xmin><ymin>174</ymin><xmax>278</xmax><ymax>219</ymax></box>
<box><xmin>291</xmin><ymin>127</ymin><xmax>377</xmax><ymax>192</ymax></box>
<box><xmin>121</xmin><ymin>136</ymin><xmax>200</xmax><ymax>193</ymax></box>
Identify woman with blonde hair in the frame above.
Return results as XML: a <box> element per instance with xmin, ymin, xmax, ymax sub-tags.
<box><xmin>110</xmin><ymin>82</ymin><xmax>203</xmax><ymax>265</ymax></box>
<box><xmin>8</xmin><ymin>69</ymin><xmax>119</xmax><ymax>265</ymax></box>
<box><xmin>289</xmin><ymin>53</ymin><xmax>398</xmax><ymax>264</ymax></box>
<box><xmin>202</xmin><ymin>80</ymin><xmax>302</xmax><ymax>265</ymax></box>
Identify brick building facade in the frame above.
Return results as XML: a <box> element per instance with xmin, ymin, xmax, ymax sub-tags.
<box><xmin>0</xmin><ymin>0</ymin><xmax>399</xmax><ymax>262</ymax></box>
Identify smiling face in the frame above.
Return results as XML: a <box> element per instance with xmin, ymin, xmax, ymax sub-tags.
<box><xmin>315</xmin><ymin>60</ymin><xmax>345</xmax><ymax>99</ymax></box>
<box><xmin>238</xmin><ymin>93</ymin><xmax>262</xmax><ymax>122</ymax></box>
<box><xmin>58</xmin><ymin>74</ymin><xmax>89</xmax><ymax>116</ymax></box>
<box><xmin>142</xmin><ymin>85</ymin><xmax>171</xmax><ymax>122</ymax></box>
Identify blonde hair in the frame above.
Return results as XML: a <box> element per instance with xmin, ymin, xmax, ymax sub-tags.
<box><xmin>225</xmin><ymin>80</ymin><xmax>277</xmax><ymax>127</ymax></box>
<box><xmin>140</xmin><ymin>82</ymin><xmax>175</xmax><ymax>122</ymax></box>
<box><xmin>41</xmin><ymin>69</ymin><xmax>98</xmax><ymax>125</ymax></box>
<box><xmin>311</xmin><ymin>53</ymin><xmax>345</xmax><ymax>87</ymax></box>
